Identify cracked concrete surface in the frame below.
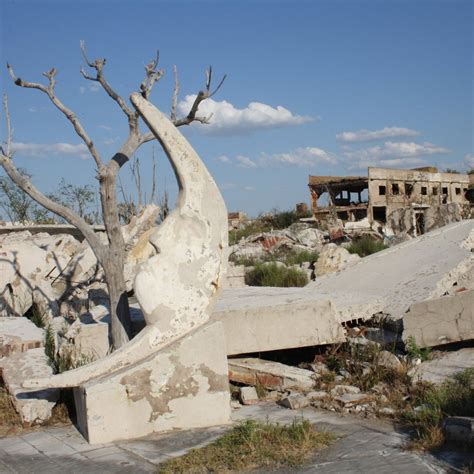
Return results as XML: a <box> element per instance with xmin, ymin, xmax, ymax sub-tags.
<box><xmin>1</xmin><ymin>403</ymin><xmax>469</xmax><ymax>473</ymax></box>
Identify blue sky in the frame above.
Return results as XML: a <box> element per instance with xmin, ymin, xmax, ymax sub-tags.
<box><xmin>1</xmin><ymin>0</ymin><xmax>472</xmax><ymax>216</ymax></box>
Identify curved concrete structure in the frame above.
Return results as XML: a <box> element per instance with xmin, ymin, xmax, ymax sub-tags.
<box><xmin>23</xmin><ymin>94</ymin><xmax>228</xmax><ymax>391</ymax></box>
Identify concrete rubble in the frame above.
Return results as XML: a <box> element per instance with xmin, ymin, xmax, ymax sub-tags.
<box><xmin>228</xmin><ymin>358</ymin><xmax>316</xmax><ymax>392</ymax></box>
<box><xmin>0</xmin><ymin>316</ymin><xmax>44</xmax><ymax>357</ymax></box>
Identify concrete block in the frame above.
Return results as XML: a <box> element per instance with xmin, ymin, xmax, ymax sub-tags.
<box><xmin>239</xmin><ymin>386</ymin><xmax>259</xmax><ymax>405</ymax></box>
<box><xmin>403</xmin><ymin>290</ymin><xmax>474</xmax><ymax>347</ymax></box>
<box><xmin>214</xmin><ymin>298</ymin><xmax>345</xmax><ymax>355</ymax></box>
<box><xmin>228</xmin><ymin>358</ymin><xmax>315</xmax><ymax>392</ymax></box>
<box><xmin>0</xmin><ymin>347</ymin><xmax>59</xmax><ymax>425</ymax></box>
<box><xmin>0</xmin><ymin>317</ymin><xmax>44</xmax><ymax>357</ymax></box>
<box><xmin>73</xmin><ymin>321</ymin><xmax>231</xmax><ymax>444</ymax></box>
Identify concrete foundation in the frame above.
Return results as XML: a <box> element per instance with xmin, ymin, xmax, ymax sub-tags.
<box><xmin>73</xmin><ymin>321</ymin><xmax>231</xmax><ymax>444</ymax></box>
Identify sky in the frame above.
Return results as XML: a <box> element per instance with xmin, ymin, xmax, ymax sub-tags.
<box><xmin>0</xmin><ymin>0</ymin><xmax>472</xmax><ymax>217</ymax></box>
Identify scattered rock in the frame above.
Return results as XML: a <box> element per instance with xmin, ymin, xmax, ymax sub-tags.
<box><xmin>330</xmin><ymin>385</ymin><xmax>361</xmax><ymax>396</ymax></box>
<box><xmin>379</xmin><ymin>407</ymin><xmax>396</xmax><ymax>416</ymax></box>
<box><xmin>279</xmin><ymin>394</ymin><xmax>310</xmax><ymax>410</ymax></box>
<box><xmin>239</xmin><ymin>386</ymin><xmax>259</xmax><ymax>405</ymax></box>
<box><xmin>314</xmin><ymin>243</ymin><xmax>360</xmax><ymax>277</ymax></box>
<box><xmin>334</xmin><ymin>393</ymin><xmax>372</xmax><ymax>407</ymax></box>
<box><xmin>377</xmin><ymin>350</ymin><xmax>403</xmax><ymax>371</ymax></box>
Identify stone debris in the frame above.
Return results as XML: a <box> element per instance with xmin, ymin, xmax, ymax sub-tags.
<box><xmin>0</xmin><ymin>316</ymin><xmax>44</xmax><ymax>357</ymax></box>
<box><xmin>330</xmin><ymin>385</ymin><xmax>361</xmax><ymax>396</ymax></box>
<box><xmin>376</xmin><ymin>350</ymin><xmax>403</xmax><ymax>371</ymax></box>
<box><xmin>0</xmin><ymin>347</ymin><xmax>59</xmax><ymax>425</ymax></box>
<box><xmin>408</xmin><ymin>348</ymin><xmax>474</xmax><ymax>385</ymax></box>
<box><xmin>228</xmin><ymin>358</ymin><xmax>316</xmax><ymax>392</ymax></box>
<box><xmin>334</xmin><ymin>392</ymin><xmax>372</xmax><ymax>407</ymax></box>
<box><xmin>278</xmin><ymin>393</ymin><xmax>310</xmax><ymax>410</ymax></box>
<box><xmin>239</xmin><ymin>386</ymin><xmax>259</xmax><ymax>405</ymax></box>
<box><xmin>314</xmin><ymin>243</ymin><xmax>360</xmax><ymax>277</ymax></box>
<box><xmin>443</xmin><ymin>416</ymin><xmax>474</xmax><ymax>443</ymax></box>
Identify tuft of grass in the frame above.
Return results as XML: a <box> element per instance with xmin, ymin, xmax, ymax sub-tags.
<box><xmin>245</xmin><ymin>263</ymin><xmax>308</xmax><ymax>287</ymax></box>
<box><xmin>25</xmin><ymin>303</ymin><xmax>46</xmax><ymax>329</ymax></box>
<box><xmin>230</xmin><ymin>249</ymin><xmax>319</xmax><ymax>268</ymax></box>
<box><xmin>405</xmin><ymin>336</ymin><xmax>431</xmax><ymax>362</ymax></box>
<box><xmin>347</xmin><ymin>236</ymin><xmax>387</xmax><ymax>257</ymax></box>
<box><xmin>158</xmin><ymin>419</ymin><xmax>334</xmax><ymax>473</ymax></box>
<box><xmin>281</xmin><ymin>249</ymin><xmax>319</xmax><ymax>266</ymax></box>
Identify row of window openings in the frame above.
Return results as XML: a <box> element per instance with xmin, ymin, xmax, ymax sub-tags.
<box><xmin>378</xmin><ymin>184</ymin><xmax>463</xmax><ymax>196</ymax></box>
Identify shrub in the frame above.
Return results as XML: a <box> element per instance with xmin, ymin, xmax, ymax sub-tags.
<box><xmin>245</xmin><ymin>263</ymin><xmax>308</xmax><ymax>287</ymax></box>
<box><xmin>347</xmin><ymin>236</ymin><xmax>387</xmax><ymax>257</ymax></box>
<box><xmin>405</xmin><ymin>336</ymin><xmax>431</xmax><ymax>362</ymax></box>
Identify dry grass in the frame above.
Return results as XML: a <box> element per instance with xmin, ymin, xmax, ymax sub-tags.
<box><xmin>0</xmin><ymin>384</ymin><xmax>23</xmax><ymax>437</ymax></box>
<box><xmin>158</xmin><ymin>419</ymin><xmax>334</xmax><ymax>473</ymax></box>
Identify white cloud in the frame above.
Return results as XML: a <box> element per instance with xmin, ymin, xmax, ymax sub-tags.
<box><xmin>79</xmin><ymin>86</ymin><xmax>86</xmax><ymax>94</ymax></box>
<box><xmin>337</xmin><ymin>126</ymin><xmax>420</xmax><ymax>143</ymax></box>
<box><xmin>230</xmin><ymin>146</ymin><xmax>337</xmax><ymax>169</ymax></box>
<box><xmin>216</xmin><ymin>154</ymin><xmax>231</xmax><ymax>163</ymax></box>
<box><xmin>243</xmin><ymin>186</ymin><xmax>255</xmax><ymax>191</ymax></box>
<box><xmin>12</xmin><ymin>142</ymin><xmax>89</xmax><ymax>160</ymax></box>
<box><xmin>219</xmin><ymin>182</ymin><xmax>236</xmax><ymax>190</ymax></box>
<box><xmin>260</xmin><ymin>147</ymin><xmax>337</xmax><ymax>167</ymax></box>
<box><xmin>89</xmin><ymin>83</ymin><xmax>100</xmax><ymax>93</ymax></box>
<box><xmin>98</xmin><ymin>124</ymin><xmax>112</xmax><ymax>131</ymax></box>
<box><xmin>464</xmin><ymin>153</ymin><xmax>474</xmax><ymax>169</ymax></box>
<box><xmin>236</xmin><ymin>155</ymin><xmax>257</xmax><ymax>168</ymax></box>
<box><xmin>344</xmin><ymin>141</ymin><xmax>450</xmax><ymax>169</ymax></box>
<box><xmin>177</xmin><ymin>95</ymin><xmax>313</xmax><ymax>135</ymax></box>
<box><xmin>28</xmin><ymin>107</ymin><xmax>37</xmax><ymax>113</ymax></box>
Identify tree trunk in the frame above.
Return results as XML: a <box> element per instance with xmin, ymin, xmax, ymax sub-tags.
<box><xmin>103</xmin><ymin>258</ymin><xmax>131</xmax><ymax>348</ymax></box>
<box><xmin>98</xmin><ymin>156</ymin><xmax>135</xmax><ymax>348</ymax></box>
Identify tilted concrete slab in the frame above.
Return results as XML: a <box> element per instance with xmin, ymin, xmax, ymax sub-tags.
<box><xmin>216</xmin><ymin>221</ymin><xmax>474</xmax><ymax>334</ymax></box>
<box><xmin>74</xmin><ymin>321</ymin><xmax>230</xmax><ymax>444</ymax></box>
<box><xmin>403</xmin><ymin>290</ymin><xmax>474</xmax><ymax>347</ymax></box>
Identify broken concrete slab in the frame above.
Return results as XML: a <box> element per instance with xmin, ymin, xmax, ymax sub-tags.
<box><xmin>214</xmin><ymin>297</ymin><xmax>345</xmax><ymax>355</ymax></box>
<box><xmin>217</xmin><ymin>221</ymin><xmax>474</xmax><ymax>329</ymax></box>
<box><xmin>403</xmin><ymin>290</ymin><xmax>474</xmax><ymax>348</ymax></box>
<box><xmin>0</xmin><ymin>317</ymin><xmax>44</xmax><ymax>357</ymax></box>
<box><xmin>228</xmin><ymin>358</ymin><xmax>316</xmax><ymax>392</ymax></box>
<box><xmin>0</xmin><ymin>347</ymin><xmax>59</xmax><ymax>425</ymax></box>
<box><xmin>409</xmin><ymin>348</ymin><xmax>474</xmax><ymax>385</ymax></box>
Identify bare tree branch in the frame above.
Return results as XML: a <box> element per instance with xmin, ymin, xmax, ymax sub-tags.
<box><xmin>7</xmin><ymin>63</ymin><xmax>104</xmax><ymax>171</ymax></box>
<box><xmin>173</xmin><ymin>66</ymin><xmax>226</xmax><ymax>127</ymax></box>
<box><xmin>1</xmin><ymin>95</ymin><xmax>13</xmax><ymax>157</ymax></box>
<box><xmin>80</xmin><ymin>40</ymin><xmax>135</xmax><ymax>125</ymax></box>
<box><xmin>139</xmin><ymin>51</ymin><xmax>164</xmax><ymax>100</ymax></box>
<box><xmin>170</xmin><ymin>65</ymin><xmax>179</xmax><ymax>123</ymax></box>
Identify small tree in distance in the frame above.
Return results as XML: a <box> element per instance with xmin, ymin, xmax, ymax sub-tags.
<box><xmin>0</xmin><ymin>42</ymin><xmax>226</xmax><ymax>349</ymax></box>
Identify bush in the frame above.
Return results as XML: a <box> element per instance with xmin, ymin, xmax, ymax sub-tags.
<box><xmin>245</xmin><ymin>263</ymin><xmax>308</xmax><ymax>287</ymax></box>
<box><xmin>347</xmin><ymin>236</ymin><xmax>387</xmax><ymax>257</ymax></box>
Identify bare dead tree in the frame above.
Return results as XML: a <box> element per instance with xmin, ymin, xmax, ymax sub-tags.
<box><xmin>1</xmin><ymin>43</ymin><xmax>226</xmax><ymax>349</ymax></box>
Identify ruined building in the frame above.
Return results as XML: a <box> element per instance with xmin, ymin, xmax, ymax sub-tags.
<box><xmin>308</xmin><ymin>167</ymin><xmax>471</xmax><ymax>235</ymax></box>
